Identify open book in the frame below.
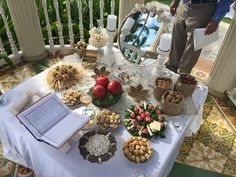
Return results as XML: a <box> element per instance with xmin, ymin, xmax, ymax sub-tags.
<box><xmin>17</xmin><ymin>93</ymin><xmax>90</xmax><ymax>148</ymax></box>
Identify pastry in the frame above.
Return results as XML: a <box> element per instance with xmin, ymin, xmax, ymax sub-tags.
<box><xmin>80</xmin><ymin>93</ymin><xmax>92</xmax><ymax>105</ymax></box>
<box><xmin>123</xmin><ymin>136</ymin><xmax>152</xmax><ymax>163</ymax></box>
<box><xmin>96</xmin><ymin>109</ymin><xmax>121</xmax><ymax>129</ymax></box>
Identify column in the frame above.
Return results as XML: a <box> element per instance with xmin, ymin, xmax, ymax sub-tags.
<box><xmin>118</xmin><ymin>0</ymin><xmax>144</xmax><ymax>28</ymax></box>
<box><xmin>206</xmin><ymin>3</ymin><xmax>236</xmax><ymax>98</ymax></box>
<box><xmin>7</xmin><ymin>0</ymin><xmax>48</xmax><ymax>61</ymax></box>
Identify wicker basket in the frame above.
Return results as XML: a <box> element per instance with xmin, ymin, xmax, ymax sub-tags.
<box><xmin>174</xmin><ymin>73</ymin><xmax>197</xmax><ymax>97</ymax></box>
<box><xmin>153</xmin><ymin>77</ymin><xmax>173</xmax><ymax>102</ymax></box>
<box><xmin>161</xmin><ymin>91</ymin><xmax>184</xmax><ymax>115</ymax></box>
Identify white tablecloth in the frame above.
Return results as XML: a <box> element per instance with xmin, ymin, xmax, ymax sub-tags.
<box><xmin>0</xmin><ymin>53</ymin><xmax>208</xmax><ymax>177</ymax></box>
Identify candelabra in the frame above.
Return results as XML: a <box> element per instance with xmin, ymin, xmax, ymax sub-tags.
<box><xmin>101</xmin><ymin>14</ymin><xmax>117</xmax><ymax>67</ymax></box>
<box><xmin>106</xmin><ymin>29</ymin><xmax>117</xmax><ymax>54</ymax></box>
<box><xmin>151</xmin><ymin>33</ymin><xmax>172</xmax><ymax>77</ymax></box>
<box><xmin>151</xmin><ymin>47</ymin><xmax>170</xmax><ymax>77</ymax></box>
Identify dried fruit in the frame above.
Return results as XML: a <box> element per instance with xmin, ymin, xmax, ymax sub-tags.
<box><xmin>164</xmin><ymin>91</ymin><xmax>183</xmax><ymax>104</ymax></box>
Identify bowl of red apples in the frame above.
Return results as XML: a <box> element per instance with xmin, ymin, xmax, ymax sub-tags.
<box><xmin>88</xmin><ymin>76</ymin><xmax>123</xmax><ymax>108</ymax></box>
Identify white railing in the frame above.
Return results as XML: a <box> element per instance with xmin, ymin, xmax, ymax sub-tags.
<box><xmin>0</xmin><ymin>0</ymin><xmax>144</xmax><ymax>65</ymax></box>
<box><xmin>0</xmin><ymin>1</ymin><xmax>21</xmax><ymax>59</ymax></box>
<box><xmin>40</xmin><ymin>0</ymin><xmax>117</xmax><ymax>50</ymax></box>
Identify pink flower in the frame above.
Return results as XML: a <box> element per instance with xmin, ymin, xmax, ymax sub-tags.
<box><xmin>148</xmin><ymin>104</ymin><xmax>154</xmax><ymax>110</ymax></box>
<box><xmin>156</xmin><ymin>110</ymin><xmax>161</xmax><ymax>115</ymax></box>
<box><xmin>134</xmin><ymin>106</ymin><xmax>139</xmax><ymax>111</ymax></box>
<box><xmin>139</xmin><ymin>110</ymin><xmax>143</xmax><ymax>115</ymax></box>
<box><xmin>130</xmin><ymin>119</ymin><xmax>137</xmax><ymax>125</ymax></box>
<box><xmin>158</xmin><ymin>115</ymin><xmax>163</xmax><ymax>121</ymax></box>
<box><xmin>141</xmin><ymin>113</ymin><xmax>146</xmax><ymax>118</ymax></box>
<box><xmin>130</xmin><ymin>112</ymin><xmax>135</xmax><ymax>118</ymax></box>
<box><xmin>136</xmin><ymin>116</ymin><xmax>143</xmax><ymax>121</ymax></box>
<box><xmin>144</xmin><ymin>117</ymin><xmax>152</xmax><ymax>123</ymax></box>
<box><xmin>136</xmin><ymin>125</ymin><xmax>141</xmax><ymax>130</ymax></box>
<box><xmin>142</xmin><ymin>128</ymin><xmax>148</xmax><ymax>134</ymax></box>
<box><xmin>145</xmin><ymin>112</ymin><xmax>151</xmax><ymax>117</ymax></box>
<box><xmin>138</xmin><ymin>103</ymin><xmax>143</xmax><ymax>108</ymax></box>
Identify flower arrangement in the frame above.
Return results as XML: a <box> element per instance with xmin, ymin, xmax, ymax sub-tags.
<box><xmin>123</xmin><ymin>103</ymin><xmax>166</xmax><ymax>139</ymax></box>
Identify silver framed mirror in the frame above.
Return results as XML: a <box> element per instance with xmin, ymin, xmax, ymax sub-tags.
<box><xmin>118</xmin><ymin>2</ymin><xmax>171</xmax><ymax>66</ymax></box>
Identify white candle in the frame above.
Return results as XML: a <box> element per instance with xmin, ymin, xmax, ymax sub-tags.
<box><xmin>122</xmin><ymin>17</ymin><xmax>135</xmax><ymax>32</ymax></box>
<box><xmin>158</xmin><ymin>33</ymin><xmax>172</xmax><ymax>52</ymax></box>
<box><xmin>107</xmin><ymin>14</ymin><xmax>117</xmax><ymax>31</ymax></box>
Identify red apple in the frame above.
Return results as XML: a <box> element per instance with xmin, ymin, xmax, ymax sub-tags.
<box><xmin>96</xmin><ymin>76</ymin><xmax>109</xmax><ymax>88</ymax></box>
<box><xmin>107</xmin><ymin>80</ymin><xmax>122</xmax><ymax>95</ymax></box>
<box><xmin>92</xmin><ymin>85</ymin><xmax>107</xmax><ymax>99</ymax></box>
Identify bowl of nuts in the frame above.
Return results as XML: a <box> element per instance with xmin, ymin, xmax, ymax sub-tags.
<box><xmin>96</xmin><ymin>109</ymin><xmax>122</xmax><ymax>130</ymax></box>
<box><xmin>161</xmin><ymin>90</ymin><xmax>184</xmax><ymax>115</ymax></box>
<box><xmin>61</xmin><ymin>89</ymin><xmax>81</xmax><ymax>108</ymax></box>
<box><xmin>153</xmin><ymin>77</ymin><xmax>173</xmax><ymax>101</ymax></box>
<box><xmin>174</xmin><ymin>73</ymin><xmax>197</xmax><ymax>97</ymax></box>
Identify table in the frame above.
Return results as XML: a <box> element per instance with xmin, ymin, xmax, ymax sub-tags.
<box><xmin>0</xmin><ymin>53</ymin><xmax>208</xmax><ymax>177</ymax></box>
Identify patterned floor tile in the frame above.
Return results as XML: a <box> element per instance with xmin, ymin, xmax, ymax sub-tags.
<box><xmin>202</xmin><ymin>96</ymin><xmax>214</xmax><ymax>120</ymax></box>
<box><xmin>214</xmin><ymin>97</ymin><xmax>236</xmax><ymax>130</ymax></box>
<box><xmin>223</xmin><ymin>158</ymin><xmax>236</xmax><ymax>177</ymax></box>
<box><xmin>201</xmin><ymin>120</ymin><xmax>236</xmax><ymax>144</ymax></box>
<box><xmin>176</xmin><ymin>136</ymin><xmax>196</xmax><ymax>162</ymax></box>
<box><xmin>0</xmin><ymin>65</ymin><xmax>36</xmax><ymax>93</ymax></box>
<box><xmin>0</xmin><ymin>158</ymin><xmax>16</xmax><ymax>177</ymax></box>
<box><xmin>229</xmin><ymin>139</ymin><xmax>236</xmax><ymax>160</ymax></box>
<box><xmin>184</xmin><ymin>141</ymin><xmax>227</xmax><ymax>173</ymax></box>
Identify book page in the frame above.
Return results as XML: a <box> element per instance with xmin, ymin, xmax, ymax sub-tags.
<box><xmin>17</xmin><ymin>94</ymin><xmax>71</xmax><ymax>139</ymax></box>
<box><xmin>42</xmin><ymin>112</ymin><xmax>90</xmax><ymax>148</ymax></box>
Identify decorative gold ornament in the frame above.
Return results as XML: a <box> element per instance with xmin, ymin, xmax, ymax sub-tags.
<box><xmin>91</xmin><ymin>66</ymin><xmax>110</xmax><ymax>79</ymax></box>
<box><xmin>128</xmin><ymin>84</ymin><xmax>149</xmax><ymax>102</ymax></box>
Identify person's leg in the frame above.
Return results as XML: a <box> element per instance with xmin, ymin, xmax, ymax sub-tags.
<box><xmin>178</xmin><ymin>2</ymin><xmax>216</xmax><ymax>73</ymax></box>
<box><xmin>166</xmin><ymin>2</ymin><xmax>188</xmax><ymax>73</ymax></box>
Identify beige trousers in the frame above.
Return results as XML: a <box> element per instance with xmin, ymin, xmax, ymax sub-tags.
<box><xmin>166</xmin><ymin>1</ymin><xmax>216</xmax><ymax>73</ymax></box>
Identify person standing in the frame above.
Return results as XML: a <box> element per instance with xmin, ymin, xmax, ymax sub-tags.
<box><xmin>165</xmin><ymin>0</ymin><xmax>234</xmax><ymax>74</ymax></box>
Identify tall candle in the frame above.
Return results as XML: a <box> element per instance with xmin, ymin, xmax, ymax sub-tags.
<box><xmin>158</xmin><ymin>33</ymin><xmax>172</xmax><ymax>52</ymax></box>
<box><xmin>122</xmin><ymin>17</ymin><xmax>135</xmax><ymax>32</ymax></box>
<box><xmin>107</xmin><ymin>14</ymin><xmax>117</xmax><ymax>31</ymax></box>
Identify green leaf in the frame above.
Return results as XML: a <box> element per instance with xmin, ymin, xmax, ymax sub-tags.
<box><xmin>0</xmin><ymin>53</ymin><xmax>14</xmax><ymax>69</ymax></box>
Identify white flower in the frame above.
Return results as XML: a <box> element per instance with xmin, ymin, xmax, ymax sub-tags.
<box><xmin>149</xmin><ymin>121</ymin><xmax>162</xmax><ymax>133</ymax></box>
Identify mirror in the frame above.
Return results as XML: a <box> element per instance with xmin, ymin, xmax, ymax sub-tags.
<box><xmin>118</xmin><ymin>3</ymin><xmax>171</xmax><ymax>66</ymax></box>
